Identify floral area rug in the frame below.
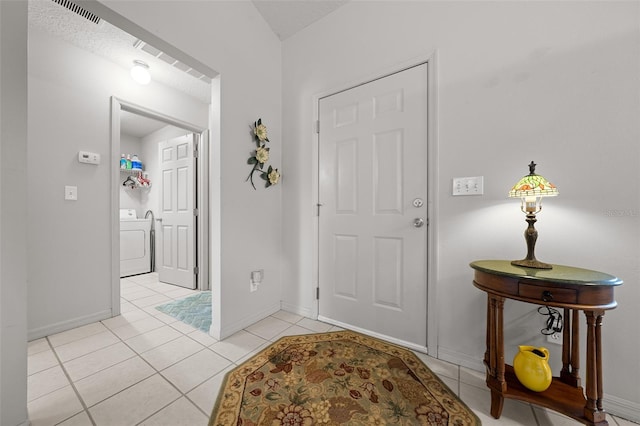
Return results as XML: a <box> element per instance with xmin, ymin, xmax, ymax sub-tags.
<box><xmin>209</xmin><ymin>330</ymin><xmax>480</xmax><ymax>425</ymax></box>
<box><xmin>155</xmin><ymin>291</ymin><xmax>211</xmax><ymax>333</ymax></box>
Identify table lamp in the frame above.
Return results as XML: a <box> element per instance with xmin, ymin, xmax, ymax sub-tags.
<box><xmin>509</xmin><ymin>161</ymin><xmax>558</xmax><ymax>269</ymax></box>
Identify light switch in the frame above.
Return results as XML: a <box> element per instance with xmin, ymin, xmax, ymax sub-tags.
<box><xmin>251</xmin><ymin>270</ymin><xmax>264</xmax><ymax>284</ymax></box>
<box><xmin>452</xmin><ymin>176</ymin><xmax>484</xmax><ymax>196</ymax></box>
<box><xmin>65</xmin><ymin>185</ymin><xmax>78</xmax><ymax>201</ymax></box>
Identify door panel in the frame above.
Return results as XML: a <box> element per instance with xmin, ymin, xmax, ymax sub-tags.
<box><xmin>373</xmin><ymin>236</ymin><xmax>402</xmax><ymax>309</ymax></box>
<box><xmin>374</xmin><ymin>129</ymin><xmax>403</xmax><ymax>214</ymax></box>
<box><xmin>157</xmin><ymin>134</ymin><xmax>196</xmax><ymax>289</ymax></box>
<box><xmin>319</xmin><ymin>64</ymin><xmax>428</xmax><ymax>347</ymax></box>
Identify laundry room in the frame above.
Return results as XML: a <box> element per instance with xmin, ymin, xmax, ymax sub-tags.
<box><xmin>119</xmin><ymin>113</ymin><xmax>192</xmax><ymax>279</ymax></box>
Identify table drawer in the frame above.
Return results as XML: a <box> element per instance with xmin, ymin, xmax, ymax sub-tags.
<box><xmin>519</xmin><ymin>283</ymin><xmax>577</xmax><ymax>304</ymax></box>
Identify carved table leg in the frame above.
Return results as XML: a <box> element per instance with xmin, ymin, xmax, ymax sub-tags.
<box><xmin>488</xmin><ymin>295</ymin><xmax>506</xmax><ymax>419</ymax></box>
<box><xmin>490</xmin><ymin>389</ymin><xmax>505</xmax><ymax>419</ymax></box>
<box><xmin>495</xmin><ymin>297</ymin><xmax>505</xmax><ymax>384</ymax></box>
<box><xmin>560</xmin><ymin>309</ymin><xmax>581</xmax><ymax>387</ymax></box>
<box><xmin>561</xmin><ymin>308</ymin><xmax>571</xmax><ymax>381</ymax></box>
<box><xmin>596</xmin><ymin>313</ymin><xmax>604</xmax><ymax>412</ymax></box>
<box><xmin>484</xmin><ymin>296</ymin><xmax>491</xmax><ymax>373</ymax></box>
<box><xmin>571</xmin><ymin>309</ymin><xmax>581</xmax><ymax>385</ymax></box>
<box><xmin>584</xmin><ymin>310</ymin><xmax>607</xmax><ymax>425</ymax></box>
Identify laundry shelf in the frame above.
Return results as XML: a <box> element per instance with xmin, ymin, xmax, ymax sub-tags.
<box><xmin>123</xmin><ymin>183</ymin><xmax>152</xmax><ymax>190</ymax></box>
<box><xmin>122</xmin><ymin>170</ymin><xmax>151</xmax><ymax>189</ymax></box>
<box><xmin>120</xmin><ymin>168</ymin><xmax>144</xmax><ymax>175</ymax></box>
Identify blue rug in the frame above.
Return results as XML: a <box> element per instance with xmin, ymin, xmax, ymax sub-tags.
<box><xmin>155</xmin><ymin>291</ymin><xmax>211</xmax><ymax>333</ymax></box>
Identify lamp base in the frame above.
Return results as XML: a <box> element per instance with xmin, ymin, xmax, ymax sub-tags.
<box><xmin>511</xmin><ymin>259</ymin><xmax>553</xmax><ymax>270</ymax></box>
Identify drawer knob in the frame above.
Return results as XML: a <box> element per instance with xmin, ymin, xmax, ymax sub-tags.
<box><xmin>542</xmin><ymin>291</ymin><xmax>554</xmax><ymax>302</ymax></box>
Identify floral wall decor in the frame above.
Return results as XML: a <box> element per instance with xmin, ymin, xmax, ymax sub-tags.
<box><xmin>246</xmin><ymin>118</ymin><xmax>281</xmax><ymax>189</ymax></box>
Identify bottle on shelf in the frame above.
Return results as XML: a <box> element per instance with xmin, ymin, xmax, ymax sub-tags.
<box><xmin>126</xmin><ymin>154</ymin><xmax>132</xmax><ymax>170</ymax></box>
<box><xmin>120</xmin><ymin>154</ymin><xmax>127</xmax><ymax>169</ymax></box>
<box><xmin>131</xmin><ymin>154</ymin><xmax>142</xmax><ymax>170</ymax></box>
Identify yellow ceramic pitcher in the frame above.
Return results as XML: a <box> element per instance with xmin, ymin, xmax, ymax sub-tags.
<box><xmin>513</xmin><ymin>345</ymin><xmax>552</xmax><ymax>392</ymax></box>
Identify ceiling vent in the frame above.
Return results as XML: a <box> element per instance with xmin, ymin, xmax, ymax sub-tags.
<box><xmin>51</xmin><ymin>0</ymin><xmax>101</xmax><ymax>25</ymax></box>
<box><xmin>134</xmin><ymin>39</ymin><xmax>212</xmax><ymax>84</ymax></box>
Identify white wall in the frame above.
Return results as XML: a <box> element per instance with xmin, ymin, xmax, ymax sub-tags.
<box><xmin>0</xmin><ymin>1</ymin><xmax>29</xmax><ymax>425</ymax></box>
<box><xmin>281</xmin><ymin>1</ymin><xmax>640</xmax><ymax>419</ymax></box>
<box><xmin>97</xmin><ymin>0</ymin><xmax>283</xmax><ymax>338</ymax></box>
<box><xmin>27</xmin><ymin>27</ymin><xmax>210</xmax><ymax>338</ymax></box>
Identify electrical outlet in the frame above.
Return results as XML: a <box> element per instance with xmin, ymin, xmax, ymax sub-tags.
<box><xmin>539</xmin><ymin>306</ymin><xmax>563</xmax><ymax>345</ymax></box>
<box><xmin>250</xmin><ymin>269</ymin><xmax>263</xmax><ymax>293</ymax></box>
<box><xmin>547</xmin><ymin>330</ymin><xmax>563</xmax><ymax>345</ymax></box>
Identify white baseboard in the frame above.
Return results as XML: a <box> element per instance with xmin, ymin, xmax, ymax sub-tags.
<box><xmin>605</xmin><ymin>393</ymin><xmax>640</xmax><ymax>423</ymax></box>
<box><xmin>28</xmin><ymin>309</ymin><xmax>112</xmax><ymax>341</ymax></box>
<box><xmin>317</xmin><ymin>315</ymin><xmax>429</xmax><ymax>354</ymax></box>
<box><xmin>214</xmin><ymin>302</ymin><xmax>281</xmax><ymax>340</ymax></box>
<box><xmin>280</xmin><ymin>301</ymin><xmax>312</xmax><ymax>318</ymax></box>
<box><xmin>279</xmin><ymin>304</ymin><xmax>430</xmax><ymax>356</ymax></box>
<box><xmin>437</xmin><ymin>346</ymin><xmax>485</xmax><ymax>372</ymax></box>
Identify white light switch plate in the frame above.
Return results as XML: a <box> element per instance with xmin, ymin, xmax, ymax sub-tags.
<box><xmin>452</xmin><ymin>176</ymin><xmax>484</xmax><ymax>196</ymax></box>
<box><xmin>65</xmin><ymin>185</ymin><xmax>78</xmax><ymax>201</ymax></box>
<box><xmin>251</xmin><ymin>270</ymin><xmax>264</xmax><ymax>283</ymax></box>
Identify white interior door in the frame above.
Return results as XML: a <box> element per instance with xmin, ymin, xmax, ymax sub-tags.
<box><xmin>157</xmin><ymin>134</ymin><xmax>196</xmax><ymax>289</ymax></box>
<box><xmin>318</xmin><ymin>64</ymin><xmax>428</xmax><ymax>348</ymax></box>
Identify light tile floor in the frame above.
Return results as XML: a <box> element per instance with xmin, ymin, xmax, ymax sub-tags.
<box><xmin>27</xmin><ymin>273</ymin><xmax>638</xmax><ymax>426</ymax></box>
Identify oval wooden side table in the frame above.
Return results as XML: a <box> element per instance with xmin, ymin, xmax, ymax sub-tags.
<box><xmin>470</xmin><ymin>260</ymin><xmax>622</xmax><ymax>426</ymax></box>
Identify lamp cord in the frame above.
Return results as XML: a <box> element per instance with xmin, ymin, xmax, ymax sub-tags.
<box><xmin>538</xmin><ymin>306</ymin><xmax>563</xmax><ymax>335</ymax></box>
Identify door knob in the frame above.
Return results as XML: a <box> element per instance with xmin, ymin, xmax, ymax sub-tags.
<box><xmin>413</xmin><ymin>218</ymin><xmax>425</xmax><ymax>228</ymax></box>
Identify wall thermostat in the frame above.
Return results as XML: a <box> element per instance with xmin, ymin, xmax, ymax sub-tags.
<box><xmin>78</xmin><ymin>151</ymin><xmax>100</xmax><ymax>165</ymax></box>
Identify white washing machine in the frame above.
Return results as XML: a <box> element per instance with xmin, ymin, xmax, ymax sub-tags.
<box><xmin>120</xmin><ymin>209</ymin><xmax>152</xmax><ymax>277</ymax></box>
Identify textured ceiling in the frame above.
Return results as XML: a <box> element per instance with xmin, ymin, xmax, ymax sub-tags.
<box><xmin>252</xmin><ymin>0</ymin><xmax>348</xmax><ymax>40</ymax></box>
<box><xmin>28</xmin><ymin>0</ymin><xmax>348</xmax><ymax>136</ymax></box>
<box><xmin>28</xmin><ymin>0</ymin><xmax>212</xmax><ymax>105</ymax></box>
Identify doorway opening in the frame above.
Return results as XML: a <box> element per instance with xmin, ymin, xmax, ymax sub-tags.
<box><xmin>111</xmin><ymin>98</ymin><xmax>210</xmax><ymax>317</ymax></box>
<box><xmin>27</xmin><ymin>0</ymin><xmax>220</xmax><ymax>337</ymax></box>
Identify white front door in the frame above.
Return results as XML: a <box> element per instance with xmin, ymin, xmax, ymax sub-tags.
<box><xmin>318</xmin><ymin>64</ymin><xmax>428</xmax><ymax>348</ymax></box>
<box><xmin>157</xmin><ymin>134</ymin><xmax>196</xmax><ymax>289</ymax></box>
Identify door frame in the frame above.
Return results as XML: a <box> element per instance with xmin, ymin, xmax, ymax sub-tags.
<box><xmin>311</xmin><ymin>52</ymin><xmax>440</xmax><ymax>356</ymax></box>
<box><xmin>110</xmin><ymin>97</ymin><xmax>210</xmax><ymax>315</ymax></box>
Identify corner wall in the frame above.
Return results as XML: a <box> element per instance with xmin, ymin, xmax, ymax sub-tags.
<box><xmin>27</xmin><ymin>27</ymin><xmax>209</xmax><ymax>338</ymax></box>
<box><xmin>281</xmin><ymin>1</ymin><xmax>640</xmax><ymax>419</ymax></box>
<box><xmin>0</xmin><ymin>1</ymin><xmax>29</xmax><ymax>424</ymax></box>
<box><xmin>93</xmin><ymin>0</ymin><xmax>283</xmax><ymax>339</ymax></box>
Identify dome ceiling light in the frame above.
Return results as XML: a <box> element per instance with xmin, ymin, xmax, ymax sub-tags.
<box><xmin>130</xmin><ymin>60</ymin><xmax>151</xmax><ymax>85</ymax></box>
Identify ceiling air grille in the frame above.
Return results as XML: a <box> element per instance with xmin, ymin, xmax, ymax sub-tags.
<box><xmin>52</xmin><ymin>0</ymin><xmax>101</xmax><ymax>25</ymax></box>
<box><xmin>134</xmin><ymin>39</ymin><xmax>212</xmax><ymax>84</ymax></box>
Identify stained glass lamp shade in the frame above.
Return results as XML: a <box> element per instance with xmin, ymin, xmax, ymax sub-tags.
<box><xmin>509</xmin><ymin>161</ymin><xmax>558</xmax><ymax>269</ymax></box>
